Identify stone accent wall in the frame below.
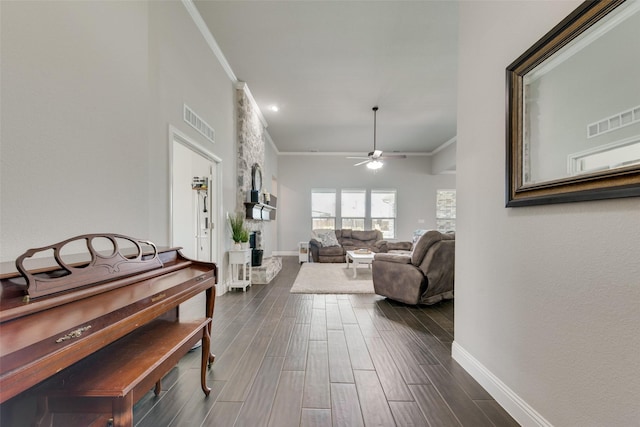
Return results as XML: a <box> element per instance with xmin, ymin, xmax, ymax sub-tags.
<box><xmin>236</xmin><ymin>86</ymin><xmax>265</xmax><ymax>240</ymax></box>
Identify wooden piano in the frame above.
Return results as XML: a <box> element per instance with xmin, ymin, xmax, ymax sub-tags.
<box><xmin>0</xmin><ymin>234</ymin><xmax>217</xmax><ymax>426</ymax></box>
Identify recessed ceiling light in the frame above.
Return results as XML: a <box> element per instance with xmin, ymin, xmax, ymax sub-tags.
<box><xmin>268</xmin><ymin>105</ymin><xmax>279</xmax><ymax>112</ymax></box>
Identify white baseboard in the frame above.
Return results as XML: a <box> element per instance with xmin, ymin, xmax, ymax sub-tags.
<box><xmin>452</xmin><ymin>341</ymin><xmax>553</xmax><ymax>427</ymax></box>
<box><xmin>273</xmin><ymin>251</ymin><xmax>297</xmax><ymax>256</ymax></box>
<box><xmin>217</xmin><ymin>280</ymin><xmax>229</xmax><ymax>296</ymax></box>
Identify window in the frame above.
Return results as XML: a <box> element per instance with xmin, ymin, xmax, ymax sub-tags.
<box><xmin>436</xmin><ymin>189</ymin><xmax>456</xmax><ymax>232</ymax></box>
<box><xmin>371</xmin><ymin>190</ymin><xmax>396</xmax><ymax>239</ymax></box>
<box><xmin>311</xmin><ymin>189</ymin><xmax>336</xmax><ymax>230</ymax></box>
<box><xmin>341</xmin><ymin>189</ymin><xmax>365</xmax><ymax>230</ymax></box>
<box><xmin>311</xmin><ymin>188</ymin><xmax>398</xmax><ymax>236</ymax></box>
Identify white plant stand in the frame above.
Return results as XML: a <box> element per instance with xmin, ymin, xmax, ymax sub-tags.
<box><xmin>299</xmin><ymin>241</ymin><xmax>310</xmax><ymax>264</ymax></box>
<box><xmin>229</xmin><ymin>249</ymin><xmax>252</xmax><ymax>292</ymax></box>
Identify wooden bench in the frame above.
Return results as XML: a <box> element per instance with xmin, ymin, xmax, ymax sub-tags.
<box><xmin>34</xmin><ymin>317</ymin><xmax>212</xmax><ymax>427</ymax></box>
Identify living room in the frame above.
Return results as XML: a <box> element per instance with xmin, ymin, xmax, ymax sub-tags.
<box><xmin>1</xmin><ymin>1</ymin><xmax>639</xmax><ymax>426</ymax></box>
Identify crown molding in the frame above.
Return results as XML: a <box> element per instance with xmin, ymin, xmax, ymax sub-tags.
<box><xmin>279</xmin><ymin>137</ymin><xmax>457</xmax><ymax>157</ymax></box>
<box><xmin>182</xmin><ymin>0</ymin><xmax>269</xmax><ymax>131</ymax></box>
<box><xmin>431</xmin><ymin>135</ymin><xmax>457</xmax><ymax>155</ymax></box>
<box><xmin>181</xmin><ymin>0</ymin><xmax>236</xmax><ymax>82</ymax></box>
<box><xmin>278</xmin><ymin>151</ymin><xmax>433</xmax><ymax>157</ymax></box>
<box><xmin>235</xmin><ymin>82</ymin><xmax>269</xmax><ymax>129</ymax></box>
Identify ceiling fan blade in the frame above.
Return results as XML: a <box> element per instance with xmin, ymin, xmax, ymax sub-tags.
<box><xmin>353</xmin><ymin>159</ymin><xmax>371</xmax><ymax>166</ymax></box>
<box><xmin>371</xmin><ymin>150</ymin><xmax>383</xmax><ymax>158</ymax></box>
<box><xmin>379</xmin><ymin>153</ymin><xmax>407</xmax><ymax>159</ymax></box>
<box><xmin>346</xmin><ymin>156</ymin><xmax>370</xmax><ymax>160</ymax></box>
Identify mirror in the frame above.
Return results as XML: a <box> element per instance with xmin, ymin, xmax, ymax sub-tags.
<box><xmin>251</xmin><ymin>163</ymin><xmax>262</xmax><ymax>192</ymax></box>
<box><xmin>506</xmin><ymin>0</ymin><xmax>640</xmax><ymax>206</ymax></box>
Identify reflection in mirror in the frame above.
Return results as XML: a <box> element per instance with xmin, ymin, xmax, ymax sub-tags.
<box><xmin>522</xmin><ymin>0</ymin><xmax>640</xmax><ymax>185</ymax></box>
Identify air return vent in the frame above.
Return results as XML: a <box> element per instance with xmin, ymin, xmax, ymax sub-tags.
<box><xmin>184</xmin><ymin>104</ymin><xmax>215</xmax><ymax>143</ymax></box>
<box><xmin>587</xmin><ymin>105</ymin><xmax>640</xmax><ymax>138</ymax></box>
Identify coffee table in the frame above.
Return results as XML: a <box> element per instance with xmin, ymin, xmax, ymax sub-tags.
<box><xmin>345</xmin><ymin>250</ymin><xmax>375</xmax><ymax>278</ymax></box>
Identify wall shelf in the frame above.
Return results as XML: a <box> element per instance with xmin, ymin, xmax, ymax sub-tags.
<box><xmin>244</xmin><ymin>202</ymin><xmax>276</xmax><ymax>221</ymax></box>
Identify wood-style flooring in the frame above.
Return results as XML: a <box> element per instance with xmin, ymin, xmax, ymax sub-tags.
<box><xmin>133</xmin><ymin>256</ymin><xmax>519</xmax><ymax>427</ymax></box>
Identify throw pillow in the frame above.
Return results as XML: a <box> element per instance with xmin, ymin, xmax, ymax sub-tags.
<box><xmin>411</xmin><ymin>229</ymin><xmax>429</xmax><ymax>251</ymax></box>
<box><xmin>412</xmin><ymin>229</ymin><xmax>429</xmax><ymax>243</ymax></box>
<box><xmin>311</xmin><ymin>229</ymin><xmax>327</xmax><ymax>244</ymax></box>
<box><xmin>313</xmin><ymin>230</ymin><xmax>340</xmax><ymax>247</ymax></box>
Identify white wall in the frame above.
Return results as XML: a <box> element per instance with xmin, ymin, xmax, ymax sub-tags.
<box><xmin>0</xmin><ymin>0</ymin><xmax>241</xmax><ymax>289</ymax></box>
<box><xmin>432</xmin><ymin>138</ymin><xmax>457</xmax><ymax>174</ymax></box>
<box><xmin>1</xmin><ymin>1</ymin><xmax>150</xmax><ymax>261</ymax></box>
<box><xmin>147</xmin><ymin>1</ymin><xmax>236</xmax><ymax>251</ymax></box>
<box><xmin>263</xmin><ymin>136</ymin><xmax>279</xmax><ymax>257</ymax></box>
<box><xmin>277</xmin><ymin>154</ymin><xmax>455</xmax><ymax>252</ymax></box>
<box><xmin>455</xmin><ymin>2</ymin><xmax>640</xmax><ymax>426</ymax></box>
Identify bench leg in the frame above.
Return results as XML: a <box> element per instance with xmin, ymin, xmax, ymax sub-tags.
<box><xmin>154</xmin><ymin>380</ymin><xmax>162</xmax><ymax>396</ymax></box>
<box><xmin>111</xmin><ymin>394</ymin><xmax>133</xmax><ymax>427</ymax></box>
<box><xmin>200</xmin><ymin>326</ymin><xmax>212</xmax><ymax>396</ymax></box>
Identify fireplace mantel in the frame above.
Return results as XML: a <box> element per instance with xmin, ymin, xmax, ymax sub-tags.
<box><xmin>244</xmin><ymin>202</ymin><xmax>276</xmax><ymax>221</ymax></box>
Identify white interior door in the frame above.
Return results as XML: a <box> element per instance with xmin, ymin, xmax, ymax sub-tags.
<box><xmin>170</xmin><ymin>127</ymin><xmax>221</xmax><ymax>320</ymax></box>
<box><xmin>172</xmin><ymin>142</ymin><xmax>213</xmax><ymax>261</ymax></box>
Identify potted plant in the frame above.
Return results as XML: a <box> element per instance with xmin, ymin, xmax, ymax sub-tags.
<box><xmin>239</xmin><ymin>228</ymin><xmax>250</xmax><ymax>249</ymax></box>
<box><xmin>229</xmin><ymin>212</ymin><xmax>247</xmax><ymax>249</ymax></box>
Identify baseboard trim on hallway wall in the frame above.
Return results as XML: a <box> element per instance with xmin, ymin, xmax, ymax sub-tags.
<box><xmin>452</xmin><ymin>341</ymin><xmax>553</xmax><ymax>427</ymax></box>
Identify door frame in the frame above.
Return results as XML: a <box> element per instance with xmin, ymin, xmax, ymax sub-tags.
<box><xmin>169</xmin><ymin>125</ymin><xmax>223</xmax><ymax>266</ymax></box>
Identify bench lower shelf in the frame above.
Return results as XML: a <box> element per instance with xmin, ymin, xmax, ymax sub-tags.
<box><xmin>34</xmin><ymin>317</ymin><xmax>212</xmax><ymax>427</ymax></box>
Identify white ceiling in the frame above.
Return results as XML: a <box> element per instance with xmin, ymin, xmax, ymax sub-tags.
<box><xmin>194</xmin><ymin>0</ymin><xmax>458</xmax><ymax>156</ymax></box>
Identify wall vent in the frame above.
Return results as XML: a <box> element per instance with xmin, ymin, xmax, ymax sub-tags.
<box><xmin>587</xmin><ymin>104</ymin><xmax>640</xmax><ymax>138</ymax></box>
<box><xmin>184</xmin><ymin>104</ymin><xmax>215</xmax><ymax>144</ymax></box>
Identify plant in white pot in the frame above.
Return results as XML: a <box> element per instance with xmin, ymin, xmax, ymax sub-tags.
<box><xmin>239</xmin><ymin>228</ymin><xmax>250</xmax><ymax>249</ymax></box>
<box><xmin>229</xmin><ymin>212</ymin><xmax>247</xmax><ymax>250</ymax></box>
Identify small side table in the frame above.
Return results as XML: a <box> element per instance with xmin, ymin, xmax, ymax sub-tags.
<box><xmin>229</xmin><ymin>249</ymin><xmax>251</xmax><ymax>292</ymax></box>
<box><xmin>299</xmin><ymin>241</ymin><xmax>309</xmax><ymax>264</ymax></box>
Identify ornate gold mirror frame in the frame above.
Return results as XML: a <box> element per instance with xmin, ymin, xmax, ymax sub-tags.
<box><xmin>506</xmin><ymin>0</ymin><xmax>640</xmax><ymax>207</ymax></box>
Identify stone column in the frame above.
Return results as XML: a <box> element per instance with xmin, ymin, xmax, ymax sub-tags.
<box><xmin>236</xmin><ymin>85</ymin><xmax>265</xmax><ymax>241</ymax></box>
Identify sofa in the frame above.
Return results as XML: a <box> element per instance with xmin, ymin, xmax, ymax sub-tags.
<box><xmin>386</xmin><ymin>241</ymin><xmax>413</xmax><ymax>253</ymax></box>
<box><xmin>309</xmin><ymin>229</ymin><xmax>386</xmax><ymax>263</ymax></box>
<box><xmin>372</xmin><ymin>230</ymin><xmax>455</xmax><ymax>305</ymax></box>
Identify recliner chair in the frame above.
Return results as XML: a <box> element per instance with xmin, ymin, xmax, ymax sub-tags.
<box><xmin>372</xmin><ymin>230</ymin><xmax>455</xmax><ymax>305</ymax></box>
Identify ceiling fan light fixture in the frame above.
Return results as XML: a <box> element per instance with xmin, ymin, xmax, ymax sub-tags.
<box><xmin>367</xmin><ymin>160</ymin><xmax>383</xmax><ymax>170</ymax></box>
<box><xmin>347</xmin><ymin>106</ymin><xmax>405</xmax><ymax>169</ymax></box>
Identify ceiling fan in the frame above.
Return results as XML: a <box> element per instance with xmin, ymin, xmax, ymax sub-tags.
<box><xmin>348</xmin><ymin>106</ymin><xmax>407</xmax><ymax>169</ymax></box>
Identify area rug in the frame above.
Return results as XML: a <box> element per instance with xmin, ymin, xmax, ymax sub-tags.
<box><xmin>290</xmin><ymin>262</ymin><xmax>374</xmax><ymax>294</ymax></box>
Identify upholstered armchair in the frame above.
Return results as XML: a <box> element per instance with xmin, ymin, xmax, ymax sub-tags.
<box><xmin>372</xmin><ymin>230</ymin><xmax>455</xmax><ymax>305</ymax></box>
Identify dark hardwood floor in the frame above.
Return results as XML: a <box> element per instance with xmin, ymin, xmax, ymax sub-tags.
<box><xmin>132</xmin><ymin>256</ymin><xmax>519</xmax><ymax>427</ymax></box>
